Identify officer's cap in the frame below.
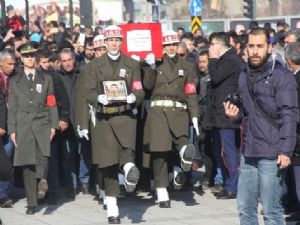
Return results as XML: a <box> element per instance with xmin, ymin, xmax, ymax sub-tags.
<box><xmin>19</xmin><ymin>42</ymin><xmax>38</xmax><ymax>55</ymax></box>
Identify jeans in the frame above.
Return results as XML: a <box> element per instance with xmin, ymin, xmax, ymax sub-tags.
<box><xmin>211</xmin><ymin>128</ymin><xmax>224</xmax><ymax>184</ymax></box>
<box><xmin>0</xmin><ymin>135</ymin><xmax>14</xmax><ymax>198</ymax></box>
<box><xmin>78</xmin><ymin>138</ymin><xmax>91</xmax><ymax>184</ymax></box>
<box><xmin>237</xmin><ymin>156</ymin><xmax>285</xmax><ymax>225</ymax></box>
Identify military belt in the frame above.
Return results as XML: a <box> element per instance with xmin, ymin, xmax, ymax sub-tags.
<box><xmin>100</xmin><ymin>104</ymin><xmax>132</xmax><ymax>114</ymax></box>
<box><xmin>150</xmin><ymin>100</ymin><xmax>187</xmax><ymax>109</ymax></box>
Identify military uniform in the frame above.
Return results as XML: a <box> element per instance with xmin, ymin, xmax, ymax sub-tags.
<box><xmin>143</xmin><ymin>53</ymin><xmax>199</xmax><ymax>197</ymax></box>
<box><xmin>7</xmin><ymin>69</ymin><xmax>58</xmax><ymax>208</ymax></box>
<box><xmin>84</xmin><ymin>52</ymin><xmax>144</xmax><ymax>195</ymax></box>
<box><xmin>143</xmin><ymin>55</ymin><xmax>199</xmax><ymax>152</ymax></box>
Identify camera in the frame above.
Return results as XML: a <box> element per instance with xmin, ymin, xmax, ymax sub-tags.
<box><xmin>224</xmin><ymin>93</ymin><xmax>241</xmax><ymax>107</ymax></box>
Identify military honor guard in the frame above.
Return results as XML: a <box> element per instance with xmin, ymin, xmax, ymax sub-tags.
<box><xmin>84</xmin><ymin>25</ymin><xmax>144</xmax><ymax>224</ymax></box>
<box><xmin>143</xmin><ymin>30</ymin><xmax>200</xmax><ymax>208</ymax></box>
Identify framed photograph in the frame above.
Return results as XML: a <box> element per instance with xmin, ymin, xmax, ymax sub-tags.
<box><xmin>103</xmin><ymin>80</ymin><xmax>128</xmax><ymax>102</ymax></box>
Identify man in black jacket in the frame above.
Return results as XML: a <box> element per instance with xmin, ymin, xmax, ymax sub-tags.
<box><xmin>58</xmin><ymin>48</ymin><xmax>91</xmax><ymax>198</ymax></box>
<box><xmin>285</xmin><ymin>42</ymin><xmax>300</xmax><ymax>219</ymax></box>
<box><xmin>37</xmin><ymin>50</ymin><xmax>70</xmax><ymax>204</ymax></box>
<box><xmin>204</xmin><ymin>32</ymin><xmax>241</xmax><ymax>199</ymax></box>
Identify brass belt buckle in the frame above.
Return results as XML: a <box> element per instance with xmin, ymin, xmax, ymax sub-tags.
<box><xmin>105</xmin><ymin>107</ymin><xmax>118</xmax><ymax>114</ymax></box>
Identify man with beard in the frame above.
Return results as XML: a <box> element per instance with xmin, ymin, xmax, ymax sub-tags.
<box><xmin>224</xmin><ymin>27</ymin><xmax>298</xmax><ymax>225</ymax></box>
<box><xmin>84</xmin><ymin>25</ymin><xmax>144</xmax><ymax>224</ymax></box>
<box><xmin>78</xmin><ymin>38</ymin><xmax>95</xmax><ymax>65</ymax></box>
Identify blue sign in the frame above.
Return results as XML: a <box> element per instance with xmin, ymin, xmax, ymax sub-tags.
<box><xmin>189</xmin><ymin>0</ymin><xmax>202</xmax><ymax>16</ymax></box>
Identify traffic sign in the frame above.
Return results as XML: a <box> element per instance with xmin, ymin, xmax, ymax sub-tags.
<box><xmin>191</xmin><ymin>16</ymin><xmax>202</xmax><ymax>34</ymax></box>
<box><xmin>189</xmin><ymin>0</ymin><xmax>202</xmax><ymax>17</ymax></box>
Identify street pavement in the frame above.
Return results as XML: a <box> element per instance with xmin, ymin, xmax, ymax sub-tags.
<box><xmin>0</xmin><ymin>170</ymin><xmax>299</xmax><ymax>225</ymax></box>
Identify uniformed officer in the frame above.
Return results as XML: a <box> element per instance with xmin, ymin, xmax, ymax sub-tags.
<box><xmin>84</xmin><ymin>25</ymin><xmax>144</xmax><ymax>224</ymax></box>
<box><xmin>7</xmin><ymin>43</ymin><xmax>59</xmax><ymax>214</ymax></box>
<box><xmin>143</xmin><ymin>30</ymin><xmax>200</xmax><ymax>208</ymax></box>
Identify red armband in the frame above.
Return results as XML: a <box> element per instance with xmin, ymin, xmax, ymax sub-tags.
<box><xmin>131</xmin><ymin>80</ymin><xmax>143</xmax><ymax>92</ymax></box>
<box><xmin>184</xmin><ymin>82</ymin><xmax>196</xmax><ymax>95</ymax></box>
<box><xmin>47</xmin><ymin>95</ymin><xmax>57</xmax><ymax>107</ymax></box>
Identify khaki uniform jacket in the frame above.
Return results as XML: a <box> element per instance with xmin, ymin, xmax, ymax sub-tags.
<box><xmin>85</xmin><ymin>53</ymin><xmax>144</xmax><ymax>168</ymax></box>
<box><xmin>143</xmin><ymin>55</ymin><xmax>199</xmax><ymax>152</ymax></box>
<box><xmin>7</xmin><ymin>71</ymin><xmax>59</xmax><ymax>166</ymax></box>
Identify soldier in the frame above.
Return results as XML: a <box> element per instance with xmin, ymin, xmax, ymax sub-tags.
<box><xmin>93</xmin><ymin>34</ymin><xmax>107</xmax><ymax>58</ymax></box>
<box><xmin>84</xmin><ymin>25</ymin><xmax>144</xmax><ymax>224</ymax></box>
<box><xmin>143</xmin><ymin>30</ymin><xmax>200</xmax><ymax>208</ymax></box>
<box><xmin>7</xmin><ymin>43</ymin><xmax>59</xmax><ymax>214</ymax></box>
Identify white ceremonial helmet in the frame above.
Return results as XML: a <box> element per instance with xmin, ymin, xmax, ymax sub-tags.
<box><xmin>103</xmin><ymin>25</ymin><xmax>124</xmax><ymax>40</ymax></box>
<box><xmin>93</xmin><ymin>34</ymin><xmax>106</xmax><ymax>49</ymax></box>
<box><xmin>162</xmin><ymin>30</ymin><xmax>180</xmax><ymax>45</ymax></box>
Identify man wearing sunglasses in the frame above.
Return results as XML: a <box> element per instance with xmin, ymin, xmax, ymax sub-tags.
<box><xmin>7</xmin><ymin>43</ymin><xmax>59</xmax><ymax>215</ymax></box>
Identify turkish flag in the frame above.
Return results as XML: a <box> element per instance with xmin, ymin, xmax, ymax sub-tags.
<box><xmin>119</xmin><ymin>23</ymin><xmax>163</xmax><ymax>60</ymax></box>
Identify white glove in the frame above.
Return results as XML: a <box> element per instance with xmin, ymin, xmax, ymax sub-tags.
<box><xmin>145</xmin><ymin>53</ymin><xmax>156</xmax><ymax>69</ymax></box>
<box><xmin>77</xmin><ymin>125</ymin><xmax>83</xmax><ymax>138</ymax></box>
<box><xmin>81</xmin><ymin>129</ymin><xmax>89</xmax><ymax>141</ymax></box>
<box><xmin>192</xmin><ymin>117</ymin><xmax>200</xmax><ymax>136</ymax></box>
<box><xmin>126</xmin><ymin>93</ymin><xmax>136</xmax><ymax>104</ymax></box>
<box><xmin>97</xmin><ymin>94</ymin><xmax>109</xmax><ymax>105</ymax></box>
<box><xmin>131</xmin><ymin>54</ymin><xmax>140</xmax><ymax>62</ymax></box>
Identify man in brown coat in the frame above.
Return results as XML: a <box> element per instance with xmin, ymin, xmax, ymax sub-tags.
<box><xmin>7</xmin><ymin>43</ymin><xmax>58</xmax><ymax>214</ymax></box>
<box><xmin>84</xmin><ymin>25</ymin><xmax>144</xmax><ymax>224</ymax></box>
<box><xmin>143</xmin><ymin>30</ymin><xmax>200</xmax><ymax>208</ymax></box>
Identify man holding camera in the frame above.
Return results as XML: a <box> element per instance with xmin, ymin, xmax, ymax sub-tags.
<box><xmin>204</xmin><ymin>32</ymin><xmax>241</xmax><ymax>199</ymax></box>
<box><xmin>225</xmin><ymin>27</ymin><xmax>298</xmax><ymax>225</ymax></box>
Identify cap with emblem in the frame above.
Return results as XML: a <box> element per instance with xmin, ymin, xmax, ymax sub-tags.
<box><xmin>93</xmin><ymin>34</ymin><xmax>106</xmax><ymax>49</ymax></box>
<box><xmin>162</xmin><ymin>30</ymin><xmax>180</xmax><ymax>45</ymax></box>
<box><xmin>19</xmin><ymin>42</ymin><xmax>38</xmax><ymax>55</ymax></box>
<box><xmin>104</xmin><ymin>25</ymin><xmax>123</xmax><ymax>40</ymax></box>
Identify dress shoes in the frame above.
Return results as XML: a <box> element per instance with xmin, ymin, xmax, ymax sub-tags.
<box><xmin>216</xmin><ymin>190</ymin><xmax>236</xmax><ymax>199</ymax></box>
<box><xmin>159</xmin><ymin>200</ymin><xmax>171</xmax><ymax>208</ymax></box>
<box><xmin>26</xmin><ymin>206</ymin><xmax>36</xmax><ymax>215</ymax></box>
<box><xmin>108</xmin><ymin>216</ymin><xmax>120</xmax><ymax>224</ymax></box>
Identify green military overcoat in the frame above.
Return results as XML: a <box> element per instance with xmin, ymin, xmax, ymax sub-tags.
<box><xmin>7</xmin><ymin>71</ymin><xmax>59</xmax><ymax>166</ymax></box>
<box><xmin>84</xmin><ymin>53</ymin><xmax>144</xmax><ymax>168</ymax></box>
<box><xmin>143</xmin><ymin>55</ymin><xmax>199</xmax><ymax>152</ymax></box>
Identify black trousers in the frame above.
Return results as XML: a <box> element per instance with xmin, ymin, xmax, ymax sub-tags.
<box><xmin>23</xmin><ymin>147</ymin><xmax>48</xmax><ymax>207</ymax></box>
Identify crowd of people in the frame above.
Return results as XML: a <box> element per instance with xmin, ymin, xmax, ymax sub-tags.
<box><xmin>0</xmin><ymin>15</ymin><xmax>300</xmax><ymax>225</ymax></box>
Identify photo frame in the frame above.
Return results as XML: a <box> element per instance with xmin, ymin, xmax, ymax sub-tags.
<box><xmin>103</xmin><ymin>80</ymin><xmax>128</xmax><ymax>102</ymax></box>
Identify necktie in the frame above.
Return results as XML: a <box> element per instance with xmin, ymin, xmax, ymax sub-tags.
<box><xmin>28</xmin><ymin>73</ymin><xmax>34</xmax><ymax>87</ymax></box>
